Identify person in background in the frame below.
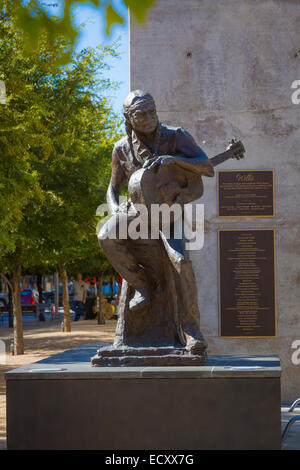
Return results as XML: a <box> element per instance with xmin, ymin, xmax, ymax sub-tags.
<box><xmin>72</xmin><ymin>273</ymin><xmax>88</xmax><ymax>321</ymax></box>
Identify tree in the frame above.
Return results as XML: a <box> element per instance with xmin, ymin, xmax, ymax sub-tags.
<box><xmin>0</xmin><ymin>2</ymin><xmax>49</xmax><ymax>257</ymax></box>
<box><xmin>29</xmin><ymin>42</ymin><xmax>121</xmax><ymax>331</ymax></box>
<box><xmin>0</xmin><ymin>1</ymin><xmax>121</xmax><ymax>349</ymax></box>
<box><xmin>0</xmin><ymin>1</ymin><xmax>54</xmax><ymax>353</ymax></box>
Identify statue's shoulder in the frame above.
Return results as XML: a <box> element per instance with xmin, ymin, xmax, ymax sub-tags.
<box><xmin>113</xmin><ymin>136</ymin><xmax>130</xmax><ymax>160</ymax></box>
<box><xmin>160</xmin><ymin>122</ymin><xmax>182</xmax><ymax>135</ymax></box>
<box><xmin>161</xmin><ymin>122</ymin><xmax>194</xmax><ymax>140</ymax></box>
<box><xmin>159</xmin><ymin>123</ymin><xmax>186</xmax><ymax>153</ymax></box>
<box><xmin>160</xmin><ymin>122</ymin><xmax>187</xmax><ymax>144</ymax></box>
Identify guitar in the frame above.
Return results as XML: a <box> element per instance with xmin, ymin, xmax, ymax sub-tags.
<box><xmin>128</xmin><ymin>139</ymin><xmax>245</xmax><ymax>209</ymax></box>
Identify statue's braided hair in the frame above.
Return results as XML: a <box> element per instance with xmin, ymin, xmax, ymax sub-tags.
<box><xmin>124</xmin><ymin>111</ymin><xmax>135</xmax><ymax>160</ymax></box>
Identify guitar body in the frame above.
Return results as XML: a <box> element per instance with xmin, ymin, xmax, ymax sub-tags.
<box><xmin>129</xmin><ymin>161</ymin><xmax>204</xmax><ymax>209</ymax></box>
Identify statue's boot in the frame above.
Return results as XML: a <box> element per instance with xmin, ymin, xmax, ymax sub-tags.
<box><xmin>182</xmin><ymin>320</ymin><xmax>207</xmax><ymax>355</ymax></box>
<box><xmin>129</xmin><ymin>286</ymin><xmax>150</xmax><ymax>312</ymax></box>
<box><xmin>185</xmin><ymin>334</ymin><xmax>207</xmax><ymax>355</ymax></box>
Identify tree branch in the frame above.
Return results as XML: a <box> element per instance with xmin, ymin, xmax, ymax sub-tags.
<box><xmin>0</xmin><ymin>272</ymin><xmax>12</xmax><ymax>291</ymax></box>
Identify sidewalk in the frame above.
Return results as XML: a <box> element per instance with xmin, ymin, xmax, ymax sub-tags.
<box><xmin>0</xmin><ymin>319</ymin><xmax>116</xmax><ymax>450</ymax></box>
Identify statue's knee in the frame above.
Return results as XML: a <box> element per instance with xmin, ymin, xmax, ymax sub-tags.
<box><xmin>98</xmin><ymin>234</ymin><xmax>106</xmax><ymax>250</ymax></box>
<box><xmin>98</xmin><ymin>224</ymin><xmax>113</xmax><ymax>250</ymax></box>
<box><xmin>98</xmin><ymin>225</ymin><xmax>108</xmax><ymax>243</ymax></box>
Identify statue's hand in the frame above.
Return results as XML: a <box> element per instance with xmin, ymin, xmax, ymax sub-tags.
<box><xmin>143</xmin><ymin>155</ymin><xmax>174</xmax><ymax>172</ymax></box>
<box><xmin>117</xmin><ymin>201</ymin><xmax>130</xmax><ymax>213</ymax></box>
<box><xmin>142</xmin><ymin>156</ymin><xmax>157</xmax><ymax>169</ymax></box>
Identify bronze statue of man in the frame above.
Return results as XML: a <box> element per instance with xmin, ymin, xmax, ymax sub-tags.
<box><xmin>98</xmin><ymin>90</ymin><xmax>215</xmax><ymax>356</ymax></box>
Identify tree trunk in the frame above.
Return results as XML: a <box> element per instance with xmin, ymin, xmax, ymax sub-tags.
<box><xmin>12</xmin><ymin>265</ymin><xmax>24</xmax><ymax>355</ymax></box>
<box><xmin>37</xmin><ymin>273</ymin><xmax>45</xmax><ymax>321</ymax></box>
<box><xmin>7</xmin><ymin>275</ymin><xmax>13</xmax><ymax>328</ymax></box>
<box><xmin>97</xmin><ymin>271</ymin><xmax>105</xmax><ymax>325</ymax></box>
<box><xmin>0</xmin><ymin>273</ymin><xmax>13</xmax><ymax>328</ymax></box>
<box><xmin>58</xmin><ymin>262</ymin><xmax>71</xmax><ymax>332</ymax></box>
<box><xmin>37</xmin><ymin>273</ymin><xmax>43</xmax><ymax>303</ymax></box>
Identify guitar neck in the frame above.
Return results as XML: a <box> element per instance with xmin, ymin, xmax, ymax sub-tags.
<box><xmin>209</xmin><ymin>150</ymin><xmax>232</xmax><ymax>167</ymax></box>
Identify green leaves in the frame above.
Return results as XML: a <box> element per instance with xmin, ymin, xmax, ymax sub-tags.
<box><xmin>0</xmin><ymin>1</ymin><xmax>122</xmax><ymax>275</ymax></box>
<box><xmin>124</xmin><ymin>0</ymin><xmax>156</xmax><ymax>22</ymax></box>
<box><xmin>15</xmin><ymin>1</ymin><xmax>76</xmax><ymax>64</ymax></box>
<box><xmin>105</xmin><ymin>3</ymin><xmax>124</xmax><ymax>36</ymax></box>
<box><xmin>8</xmin><ymin>0</ymin><xmax>155</xmax><ymax>65</ymax></box>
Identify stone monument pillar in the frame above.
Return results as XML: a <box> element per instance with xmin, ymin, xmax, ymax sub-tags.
<box><xmin>129</xmin><ymin>0</ymin><xmax>300</xmax><ymax>402</ymax></box>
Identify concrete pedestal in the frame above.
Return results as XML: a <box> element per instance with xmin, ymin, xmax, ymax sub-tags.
<box><xmin>5</xmin><ymin>345</ymin><xmax>281</xmax><ymax>450</ymax></box>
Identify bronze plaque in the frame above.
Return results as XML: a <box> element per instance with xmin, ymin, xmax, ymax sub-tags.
<box><xmin>218</xmin><ymin>170</ymin><xmax>275</xmax><ymax>217</ymax></box>
<box><xmin>219</xmin><ymin>229</ymin><xmax>276</xmax><ymax>338</ymax></box>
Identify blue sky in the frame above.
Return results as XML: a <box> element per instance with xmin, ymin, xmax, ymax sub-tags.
<box><xmin>48</xmin><ymin>1</ymin><xmax>130</xmax><ymax>115</ymax></box>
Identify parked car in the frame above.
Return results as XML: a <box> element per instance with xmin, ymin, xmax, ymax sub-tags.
<box><xmin>20</xmin><ymin>288</ymin><xmax>40</xmax><ymax>314</ymax></box>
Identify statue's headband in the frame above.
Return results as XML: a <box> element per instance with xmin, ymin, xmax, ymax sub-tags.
<box><xmin>123</xmin><ymin>94</ymin><xmax>155</xmax><ymax>113</ymax></box>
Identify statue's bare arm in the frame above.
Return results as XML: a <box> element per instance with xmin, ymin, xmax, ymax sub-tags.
<box><xmin>167</xmin><ymin>154</ymin><xmax>214</xmax><ymax>177</ymax></box>
<box><xmin>107</xmin><ymin>147</ymin><xmax>127</xmax><ymax>213</ymax></box>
